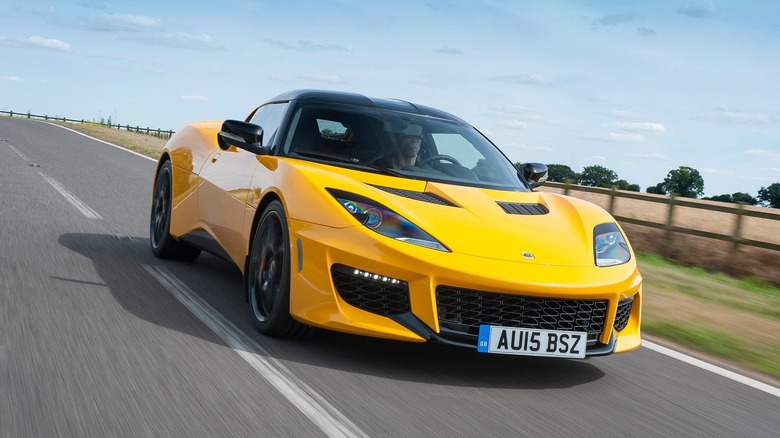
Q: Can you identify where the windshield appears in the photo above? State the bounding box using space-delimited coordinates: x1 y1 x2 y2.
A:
282 101 529 191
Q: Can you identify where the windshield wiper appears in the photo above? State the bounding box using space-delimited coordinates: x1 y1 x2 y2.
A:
292 150 412 179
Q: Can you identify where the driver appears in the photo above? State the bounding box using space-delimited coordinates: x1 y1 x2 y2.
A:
379 120 423 169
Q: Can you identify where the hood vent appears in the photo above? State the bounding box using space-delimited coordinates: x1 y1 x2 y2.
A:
497 202 549 215
371 185 456 206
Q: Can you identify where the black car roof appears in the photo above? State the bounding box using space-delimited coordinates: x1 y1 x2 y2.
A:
268 89 466 124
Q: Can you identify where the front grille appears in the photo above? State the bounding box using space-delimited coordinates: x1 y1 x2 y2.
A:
371 185 456 206
614 297 634 332
497 202 549 215
436 286 608 338
331 264 410 316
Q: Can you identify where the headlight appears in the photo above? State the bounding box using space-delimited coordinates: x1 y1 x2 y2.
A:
594 223 630 267
328 189 449 252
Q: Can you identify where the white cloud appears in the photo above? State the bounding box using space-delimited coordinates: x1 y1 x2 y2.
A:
87 13 162 32
499 119 528 129
139 32 225 51
700 168 736 176
299 73 342 84
264 39 348 52
180 95 208 101
581 132 645 143
2 76 24 82
533 146 555 152
697 108 771 124
587 155 607 161
745 149 780 160
607 121 666 134
0 36 72 52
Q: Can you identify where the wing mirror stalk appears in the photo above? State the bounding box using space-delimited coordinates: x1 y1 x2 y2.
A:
218 120 269 155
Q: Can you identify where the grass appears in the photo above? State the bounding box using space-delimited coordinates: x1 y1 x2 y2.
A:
50 121 168 159
638 251 780 299
30 119 780 382
645 321 780 378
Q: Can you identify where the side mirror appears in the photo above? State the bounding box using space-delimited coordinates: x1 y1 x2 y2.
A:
521 162 548 189
218 120 268 155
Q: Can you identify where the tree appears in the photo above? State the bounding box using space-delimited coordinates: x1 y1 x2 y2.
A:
732 192 758 205
703 192 758 205
758 183 780 208
614 179 640 192
702 192 758 205
579 165 618 188
663 166 704 198
546 164 578 182
646 182 666 195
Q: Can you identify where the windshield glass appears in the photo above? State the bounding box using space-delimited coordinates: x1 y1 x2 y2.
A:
282 101 529 191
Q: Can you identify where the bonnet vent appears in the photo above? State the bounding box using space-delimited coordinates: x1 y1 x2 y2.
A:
497 202 549 215
371 185 456 206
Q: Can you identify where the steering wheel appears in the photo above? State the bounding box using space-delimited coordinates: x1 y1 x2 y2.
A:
417 154 461 167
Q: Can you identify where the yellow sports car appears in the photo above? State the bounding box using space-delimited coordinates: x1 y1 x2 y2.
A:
150 90 642 357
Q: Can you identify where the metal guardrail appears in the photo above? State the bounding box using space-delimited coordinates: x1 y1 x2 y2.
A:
545 181 780 253
0 110 174 139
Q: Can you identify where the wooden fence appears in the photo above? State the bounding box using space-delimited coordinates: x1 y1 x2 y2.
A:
0 110 174 139
541 181 780 253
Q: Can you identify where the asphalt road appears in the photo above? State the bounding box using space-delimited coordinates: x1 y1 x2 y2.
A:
1 117 778 437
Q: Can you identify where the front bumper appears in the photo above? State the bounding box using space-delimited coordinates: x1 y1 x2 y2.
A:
288 219 642 357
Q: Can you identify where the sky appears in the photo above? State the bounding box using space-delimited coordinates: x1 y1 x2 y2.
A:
2 0 779 197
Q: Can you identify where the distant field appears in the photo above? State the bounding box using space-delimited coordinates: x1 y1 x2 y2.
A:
31 119 780 382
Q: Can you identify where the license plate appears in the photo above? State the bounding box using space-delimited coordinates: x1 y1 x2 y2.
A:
477 325 587 358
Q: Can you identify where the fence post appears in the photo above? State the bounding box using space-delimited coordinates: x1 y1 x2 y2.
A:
663 194 677 257
731 202 746 251
564 179 572 196
27 112 31 119
609 186 617 215
9 111 13 117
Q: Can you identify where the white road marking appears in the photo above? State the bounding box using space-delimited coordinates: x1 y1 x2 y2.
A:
6 143 30 161
39 172 103 220
644 340 780 398
142 265 369 438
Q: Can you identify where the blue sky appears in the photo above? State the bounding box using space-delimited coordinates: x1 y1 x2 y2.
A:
2 0 779 197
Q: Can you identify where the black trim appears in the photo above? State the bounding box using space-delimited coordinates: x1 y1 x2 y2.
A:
497 202 549 215
388 312 617 357
178 231 233 264
371 185 457 206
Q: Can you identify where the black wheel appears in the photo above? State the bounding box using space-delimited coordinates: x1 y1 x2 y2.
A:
150 161 201 260
247 200 307 336
417 154 461 167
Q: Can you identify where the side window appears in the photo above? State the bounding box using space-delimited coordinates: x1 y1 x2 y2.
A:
317 119 350 140
249 102 289 146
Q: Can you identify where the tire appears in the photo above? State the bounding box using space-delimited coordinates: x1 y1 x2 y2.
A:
150 161 201 261
247 200 307 336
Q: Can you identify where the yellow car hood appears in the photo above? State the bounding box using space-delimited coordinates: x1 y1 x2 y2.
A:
277 159 624 268
378 181 607 267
